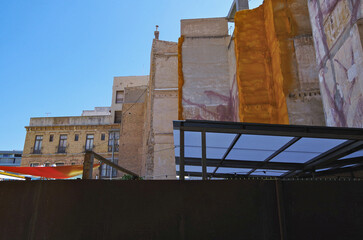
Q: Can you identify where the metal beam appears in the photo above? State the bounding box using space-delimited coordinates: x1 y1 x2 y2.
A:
176 157 303 171
304 164 363 177
283 140 363 178
180 130 185 181
173 120 363 140
212 134 241 176
318 156 363 169
86 151 139 178
201 131 207 180
247 137 301 176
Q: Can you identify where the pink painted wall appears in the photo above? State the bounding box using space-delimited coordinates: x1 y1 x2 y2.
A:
308 0 363 127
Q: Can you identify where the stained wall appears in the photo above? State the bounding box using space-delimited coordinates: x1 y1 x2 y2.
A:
179 18 234 121
308 0 363 127
143 39 178 179
233 0 325 125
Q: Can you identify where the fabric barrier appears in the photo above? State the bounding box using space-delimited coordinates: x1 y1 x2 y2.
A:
0 164 100 179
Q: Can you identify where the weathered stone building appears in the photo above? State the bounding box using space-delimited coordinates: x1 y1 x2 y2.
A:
118 38 178 179
22 116 118 168
22 76 149 178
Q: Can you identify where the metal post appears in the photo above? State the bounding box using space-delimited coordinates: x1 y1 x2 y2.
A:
110 132 115 180
275 180 287 240
180 130 185 181
201 131 207 180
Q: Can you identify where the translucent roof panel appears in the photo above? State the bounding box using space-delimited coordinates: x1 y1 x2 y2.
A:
269 138 347 163
185 131 201 147
250 169 288 177
227 149 275 161
185 146 201 158
270 151 321 163
206 133 236 148
176 165 216 173
206 147 228 159
175 146 180 157
234 134 294 151
173 130 180 146
339 149 363 160
215 167 252 174
284 138 346 153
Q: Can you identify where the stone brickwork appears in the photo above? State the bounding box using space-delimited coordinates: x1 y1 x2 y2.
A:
22 123 119 167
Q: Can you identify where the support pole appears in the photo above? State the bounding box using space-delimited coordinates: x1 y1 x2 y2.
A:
275 180 287 240
82 152 94 179
110 132 115 180
201 131 207 180
180 130 185 181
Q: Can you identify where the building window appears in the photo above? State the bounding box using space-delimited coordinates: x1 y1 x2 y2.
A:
33 135 43 154
101 133 105 141
45 162 51 167
71 162 76 165
114 111 122 123
58 135 67 153
108 131 120 152
55 162 65 166
116 91 124 103
30 162 40 167
100 159 118 178
85 134 94 151
75 134 79 141
49 135 54 142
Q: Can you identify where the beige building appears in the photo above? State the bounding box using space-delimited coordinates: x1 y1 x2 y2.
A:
22 116 118 168
22 76 149 178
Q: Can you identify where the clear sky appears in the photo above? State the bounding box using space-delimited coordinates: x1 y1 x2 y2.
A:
0 0 263 151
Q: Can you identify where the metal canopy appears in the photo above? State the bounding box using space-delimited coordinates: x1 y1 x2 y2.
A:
173 120 363 180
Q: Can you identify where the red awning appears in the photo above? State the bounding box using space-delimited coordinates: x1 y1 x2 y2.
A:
0 164 100 179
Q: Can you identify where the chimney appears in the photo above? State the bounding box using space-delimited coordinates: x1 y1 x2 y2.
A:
154 25 159 40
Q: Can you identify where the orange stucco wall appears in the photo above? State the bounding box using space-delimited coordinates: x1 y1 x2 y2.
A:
234 0 300 124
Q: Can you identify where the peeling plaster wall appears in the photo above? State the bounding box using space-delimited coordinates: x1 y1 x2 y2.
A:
143 40 178 179
180 18 234 121
308 0 363 127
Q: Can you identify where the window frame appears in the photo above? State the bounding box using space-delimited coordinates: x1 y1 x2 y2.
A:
85 134 94 151
33 135 43 154
115 90 124 103
57 135 67 153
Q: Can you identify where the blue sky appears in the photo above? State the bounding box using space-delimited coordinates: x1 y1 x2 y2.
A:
0 0 263 150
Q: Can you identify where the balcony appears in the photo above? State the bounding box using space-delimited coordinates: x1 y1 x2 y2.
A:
32 149 41 154
57 146 67 154
108 145 119 152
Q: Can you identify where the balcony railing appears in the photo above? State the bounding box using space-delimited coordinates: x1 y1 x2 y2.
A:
108 145 119 152
57 146 67 154
32 149 41 154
